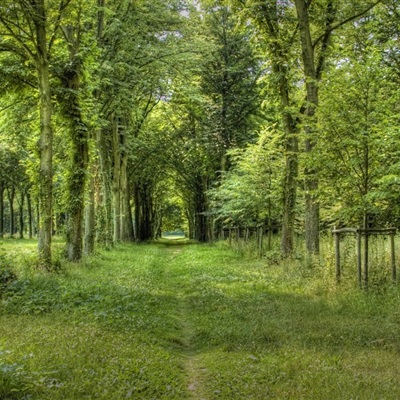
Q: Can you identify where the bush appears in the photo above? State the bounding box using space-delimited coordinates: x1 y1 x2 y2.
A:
0 256 17 295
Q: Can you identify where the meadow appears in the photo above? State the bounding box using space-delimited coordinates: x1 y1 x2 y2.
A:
1 237 400 399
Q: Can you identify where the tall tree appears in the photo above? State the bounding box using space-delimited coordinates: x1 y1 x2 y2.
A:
200 3 261 172
0 0 59 268
317 11 400 227
235 0 382 254
54 1 95 261
294 0 382 252
95 0 185 243
163 0 262 241
234 0 301 255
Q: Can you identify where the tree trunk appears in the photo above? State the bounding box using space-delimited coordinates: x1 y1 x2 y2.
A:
134 181 155 241
7 187 15 238
260 3 299 256
185 205 194 240
0 183 4 239
63 89 88 261
96 127 113 247
119 116 134 242
134 185 140 240
19 190 24 239
279 67 298 256
193 177 209 242
120 154 134 241
35 201 40 237
26 190 33 239
84 161 96 256
60 25 89 261
153 208 162 240
112 115 122 242
295 0 320 254
35 0 53 269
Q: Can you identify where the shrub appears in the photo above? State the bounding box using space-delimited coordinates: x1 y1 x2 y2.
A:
0 256 17 295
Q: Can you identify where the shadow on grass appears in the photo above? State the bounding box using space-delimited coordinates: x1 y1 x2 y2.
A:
2 248 398 358
155 237 199 247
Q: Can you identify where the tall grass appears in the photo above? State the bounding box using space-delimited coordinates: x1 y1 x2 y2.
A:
225 232 399 290
1 237 400 399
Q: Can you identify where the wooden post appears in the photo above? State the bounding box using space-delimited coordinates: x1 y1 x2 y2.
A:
267 226 272 251
334 228 340 283
391 231 396 283
364 229 369 290
357 227 362 288
258 225 263 258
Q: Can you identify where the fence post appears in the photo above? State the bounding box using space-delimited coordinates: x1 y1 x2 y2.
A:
333 227 340 283
258 225 263 258
357 227 362 288
364 228 369 290
391 230 396 283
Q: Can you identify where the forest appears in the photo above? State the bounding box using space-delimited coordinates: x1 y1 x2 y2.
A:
2 1 400 398
0 0 399 267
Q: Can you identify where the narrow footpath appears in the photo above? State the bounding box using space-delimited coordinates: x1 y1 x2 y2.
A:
163 242 208 400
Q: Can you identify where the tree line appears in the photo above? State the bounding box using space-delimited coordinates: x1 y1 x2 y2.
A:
0 0 399 269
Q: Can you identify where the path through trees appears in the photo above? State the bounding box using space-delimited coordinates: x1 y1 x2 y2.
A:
0 0 399 266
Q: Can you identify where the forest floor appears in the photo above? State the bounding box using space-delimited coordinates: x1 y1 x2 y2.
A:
1 238 400 399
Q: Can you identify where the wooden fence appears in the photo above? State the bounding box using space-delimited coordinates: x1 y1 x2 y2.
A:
332 227 396 288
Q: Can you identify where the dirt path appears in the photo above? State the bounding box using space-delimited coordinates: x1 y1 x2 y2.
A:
178 293 208 400
163 243 208 400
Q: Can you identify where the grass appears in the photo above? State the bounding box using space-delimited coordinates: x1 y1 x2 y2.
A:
1 237 400 399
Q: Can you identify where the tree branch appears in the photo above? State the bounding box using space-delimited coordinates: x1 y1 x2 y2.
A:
48 0 73 55
313 0 382 47
0 16 35 58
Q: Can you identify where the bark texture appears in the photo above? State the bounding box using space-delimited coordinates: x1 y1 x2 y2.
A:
60 25 89 261
295 0 320 253
33 0 53 269
0 183 3 238
259 2 299 255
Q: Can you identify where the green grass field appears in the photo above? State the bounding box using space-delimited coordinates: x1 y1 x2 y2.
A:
1 238 400 399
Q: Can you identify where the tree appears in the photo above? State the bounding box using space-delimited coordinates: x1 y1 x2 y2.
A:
200 2 261 172
317 12 400 228
0 0 67 268
95 0 186 244
208 127 284 232
233 0 302 255
157 1 262 242
55 3 94 260
234 0 383 255
295 0 383 252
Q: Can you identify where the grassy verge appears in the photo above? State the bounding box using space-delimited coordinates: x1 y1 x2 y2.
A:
1 238 400 399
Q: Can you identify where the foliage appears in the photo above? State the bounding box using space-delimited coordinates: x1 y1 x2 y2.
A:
0 255 17 297
208 127 284 226
0 0 399 258
161 195 187 233
199 2 262 169
317 17 400 226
